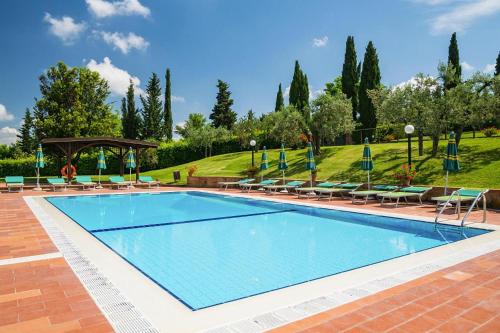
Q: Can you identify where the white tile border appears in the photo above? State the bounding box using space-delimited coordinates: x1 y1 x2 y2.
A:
0 252 62 266
23 190 500 333
24 196 159 333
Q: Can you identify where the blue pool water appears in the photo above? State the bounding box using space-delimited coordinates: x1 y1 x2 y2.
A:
46 191 488 310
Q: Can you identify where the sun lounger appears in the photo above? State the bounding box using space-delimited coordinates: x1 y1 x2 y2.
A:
5 176 24 192
315 183 363 201
218 178 255 190
264 181 306 195
295 182 341 198
109 176 130 189
47 178 68 191
74 176 97 190
240 179 279 192
431 188 489 216
349 185 399 204
139 175 160 188
377 186 432 207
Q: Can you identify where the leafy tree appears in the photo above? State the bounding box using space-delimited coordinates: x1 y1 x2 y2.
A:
175 113 207 138
289 60 310 121
141 73 163 140
445 32 461 90
496 51 500 76
33 61 120 141
164 68 173 140
262 105 306 148
17 108 35 154
325 76 344 97
358 41 381 139
233 110 261 148
310 93 355 154
210 80 236 129
122 80 142 139
186 124 230 157
342 36 359 120
275 83 285 111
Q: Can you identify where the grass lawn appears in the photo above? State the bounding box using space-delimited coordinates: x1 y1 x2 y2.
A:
142 136 500 188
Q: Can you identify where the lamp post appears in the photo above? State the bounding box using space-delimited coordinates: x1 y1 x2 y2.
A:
404 124 415 169
250 139 256 167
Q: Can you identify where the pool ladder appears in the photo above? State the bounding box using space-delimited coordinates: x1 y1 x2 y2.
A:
434 190 488 232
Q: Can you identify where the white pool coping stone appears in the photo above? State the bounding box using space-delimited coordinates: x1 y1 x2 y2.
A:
24 190 500 333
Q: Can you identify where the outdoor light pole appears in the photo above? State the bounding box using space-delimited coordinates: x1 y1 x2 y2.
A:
250 139 256 167
404 124 415 169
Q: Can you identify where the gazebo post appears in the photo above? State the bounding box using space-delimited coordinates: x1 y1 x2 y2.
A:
66 144 73 183
135 147 140 183
119 147 124 177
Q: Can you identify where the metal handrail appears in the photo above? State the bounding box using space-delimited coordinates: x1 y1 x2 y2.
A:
461 190 489 227
435 190 460 226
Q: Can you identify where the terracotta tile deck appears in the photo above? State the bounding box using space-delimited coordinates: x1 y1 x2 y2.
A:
0 186 498 332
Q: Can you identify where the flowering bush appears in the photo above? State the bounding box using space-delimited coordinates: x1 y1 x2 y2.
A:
393 164 417 185
482 126 497 138
298 133 309 144
186 165 198 177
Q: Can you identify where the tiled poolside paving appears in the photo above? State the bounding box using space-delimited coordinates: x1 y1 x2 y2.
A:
0 186 499 332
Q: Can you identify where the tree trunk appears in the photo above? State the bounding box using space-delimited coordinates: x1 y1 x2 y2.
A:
431 135 440 157
418 130 424 157
472 128 476 138
455 127 463 147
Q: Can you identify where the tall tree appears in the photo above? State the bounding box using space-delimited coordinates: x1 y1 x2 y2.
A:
209 79 237 129
289 60 310 121
358 41 381 138
164 68 173 140
275 83 284 111
121 81 142 139
342 36 359 120
495 51 500 76
445 32 462 90
17 108 35 154
141 73 163 140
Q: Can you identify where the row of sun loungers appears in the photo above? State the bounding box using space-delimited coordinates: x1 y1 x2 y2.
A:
2 175 159 192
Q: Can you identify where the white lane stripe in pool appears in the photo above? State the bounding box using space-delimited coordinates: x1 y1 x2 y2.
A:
0 252 62 266
23 196 159 333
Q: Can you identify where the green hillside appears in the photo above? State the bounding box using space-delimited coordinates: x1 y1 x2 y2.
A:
143 136 500 188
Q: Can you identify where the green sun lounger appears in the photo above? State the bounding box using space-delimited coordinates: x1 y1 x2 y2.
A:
431 188 489 217
5 176 24 192
139 176 160 188
109 176 130 189
315 183 363 201
240 179 279 192
377 186 432 207
47 178 68 191
74 176 97 190
218 178 255 190
264 180 306 195
349 185 399 204
295 182 341 198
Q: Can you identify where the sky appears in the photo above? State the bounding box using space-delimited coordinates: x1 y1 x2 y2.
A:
0 0 499 144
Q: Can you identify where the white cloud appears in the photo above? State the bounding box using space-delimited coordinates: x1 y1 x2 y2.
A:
43 13 86 44
310 88 324 99
0 104 15 121
0 127 18 145
86 0 150 18
394 76 438 91
431 0 500 34
172 96 185 103
97 31 149 54
461 61 475 71
283 85 290 98
312 36 328 48
412 0 455 5
483 63 495 73
86 57 142 96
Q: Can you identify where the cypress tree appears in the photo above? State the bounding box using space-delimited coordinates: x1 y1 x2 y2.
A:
121 97 128 137
209 79 237 129
495 51 500 76
275 83 284 111
122 80 141 139
289 60 310 121
17 108 35 153
141 73 163 140
164 68 173 140
358 41 381 138
445 32 461 89
342 36 359 120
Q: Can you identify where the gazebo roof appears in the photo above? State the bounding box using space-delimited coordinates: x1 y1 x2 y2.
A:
41 137 158 149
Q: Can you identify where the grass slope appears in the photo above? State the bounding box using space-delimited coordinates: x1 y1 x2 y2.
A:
143 136 500 188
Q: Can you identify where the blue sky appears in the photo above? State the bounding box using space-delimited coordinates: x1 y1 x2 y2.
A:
1 0 499 143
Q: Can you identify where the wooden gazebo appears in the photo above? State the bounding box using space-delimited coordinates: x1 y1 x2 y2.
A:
41 137 158 182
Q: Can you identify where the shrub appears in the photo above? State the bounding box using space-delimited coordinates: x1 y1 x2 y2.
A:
482 127 497 137
382 134 396 142
186 165 198 177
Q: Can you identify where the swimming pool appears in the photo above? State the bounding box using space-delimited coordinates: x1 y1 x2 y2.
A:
46 191 488 310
